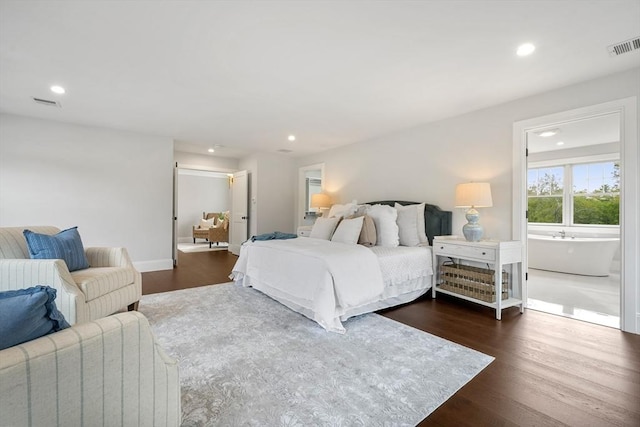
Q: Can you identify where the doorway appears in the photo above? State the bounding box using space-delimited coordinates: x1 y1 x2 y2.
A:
525 114 621 328
512 97 639 334
173 167 231 265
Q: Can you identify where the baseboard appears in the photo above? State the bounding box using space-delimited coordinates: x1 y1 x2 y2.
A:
178 236 194 244
133 259 173 272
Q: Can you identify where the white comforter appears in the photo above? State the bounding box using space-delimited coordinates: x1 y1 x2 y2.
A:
231 238 384 333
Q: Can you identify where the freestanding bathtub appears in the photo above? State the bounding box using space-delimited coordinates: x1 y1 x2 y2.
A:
528 234 619 277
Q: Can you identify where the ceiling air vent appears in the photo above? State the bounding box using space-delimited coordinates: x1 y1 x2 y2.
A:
607 37 640 56
32 97 61 107
277 149 293 153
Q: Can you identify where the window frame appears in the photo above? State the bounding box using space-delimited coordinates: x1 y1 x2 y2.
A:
527 165 565 225
528 154 620 228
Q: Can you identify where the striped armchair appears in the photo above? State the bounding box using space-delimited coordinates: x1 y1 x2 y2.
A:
0 226 142 325
0 311 181 426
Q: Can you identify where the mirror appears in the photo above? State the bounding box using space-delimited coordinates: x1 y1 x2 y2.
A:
298 163 325 225
305 175 322 217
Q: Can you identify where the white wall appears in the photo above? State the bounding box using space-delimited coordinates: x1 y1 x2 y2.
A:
296 67 640 241
296 67 640 333
239 153 296 237
255 153 296 234
177 170 229 242
0 114 174 271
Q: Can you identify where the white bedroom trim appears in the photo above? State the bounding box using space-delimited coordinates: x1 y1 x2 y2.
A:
513 97 639 334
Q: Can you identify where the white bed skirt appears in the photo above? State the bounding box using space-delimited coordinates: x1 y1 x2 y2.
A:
234 274 432 332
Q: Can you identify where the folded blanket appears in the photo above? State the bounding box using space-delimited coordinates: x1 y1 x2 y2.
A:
251 231 298 242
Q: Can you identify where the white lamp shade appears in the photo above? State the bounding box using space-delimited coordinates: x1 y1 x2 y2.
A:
310 193 331 209
455 182 493 208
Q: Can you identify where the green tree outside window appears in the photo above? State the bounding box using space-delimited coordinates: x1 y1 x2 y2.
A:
527 161 619 226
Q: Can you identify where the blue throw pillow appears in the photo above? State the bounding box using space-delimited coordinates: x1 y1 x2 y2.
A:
0 286 70 350
23 226 90 272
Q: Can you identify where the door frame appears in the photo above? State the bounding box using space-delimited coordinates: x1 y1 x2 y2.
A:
297 163 325 227
512 97 638 333
172 163 235 266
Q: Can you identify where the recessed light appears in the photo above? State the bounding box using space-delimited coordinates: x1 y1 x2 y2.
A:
517 43 535 57
539 130 558 137
288 135 296 142
50 85 66 94
208 148 215 153
534 128 560 137
556 141 565 146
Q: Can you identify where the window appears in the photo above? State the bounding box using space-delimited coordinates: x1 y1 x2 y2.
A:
527 166 564 224
573 162 619 225
528 161 619 226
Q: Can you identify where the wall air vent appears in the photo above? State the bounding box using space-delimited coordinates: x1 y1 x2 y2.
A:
32 97 61 107
607 37 640 56
277 149 293 153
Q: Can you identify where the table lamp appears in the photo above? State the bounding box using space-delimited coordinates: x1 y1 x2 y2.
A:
455 182 493 241
310 193 332 217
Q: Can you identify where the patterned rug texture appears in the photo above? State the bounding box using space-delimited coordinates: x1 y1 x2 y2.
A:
139 283 493 426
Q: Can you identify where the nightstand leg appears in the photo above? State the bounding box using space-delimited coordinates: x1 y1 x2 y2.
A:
496 269 502 320
432 253 438 298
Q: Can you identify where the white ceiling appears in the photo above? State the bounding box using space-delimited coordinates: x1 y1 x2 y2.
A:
1 0 639 159
528 113 620 154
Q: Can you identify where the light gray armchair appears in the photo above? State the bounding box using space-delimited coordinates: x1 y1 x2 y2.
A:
0 311 181 426
0 226 142 325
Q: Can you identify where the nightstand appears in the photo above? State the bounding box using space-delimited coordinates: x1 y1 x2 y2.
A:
431 235 524 320
297 225 313 237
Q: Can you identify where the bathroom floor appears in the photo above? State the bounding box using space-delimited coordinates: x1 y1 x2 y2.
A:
527 268 620 328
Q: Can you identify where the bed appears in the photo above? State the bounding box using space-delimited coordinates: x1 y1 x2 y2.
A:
231 201 452 333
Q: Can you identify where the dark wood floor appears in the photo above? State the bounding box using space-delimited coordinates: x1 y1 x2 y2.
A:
142 250 640 427
142 249 237 295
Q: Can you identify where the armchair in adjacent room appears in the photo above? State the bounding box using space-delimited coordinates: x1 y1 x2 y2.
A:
192 212 217 243
192 211 229 247
207 215 229 248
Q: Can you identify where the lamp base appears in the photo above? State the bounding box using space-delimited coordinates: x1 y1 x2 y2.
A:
462 207 484 242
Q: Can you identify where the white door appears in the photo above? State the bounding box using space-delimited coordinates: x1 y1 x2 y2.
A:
172 162 179 266
229 170 249 255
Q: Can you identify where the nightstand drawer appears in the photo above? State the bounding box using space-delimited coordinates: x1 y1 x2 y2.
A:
435 243 496 261
297 226 312 237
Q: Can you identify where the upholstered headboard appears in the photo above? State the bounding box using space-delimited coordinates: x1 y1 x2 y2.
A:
365 201 452 246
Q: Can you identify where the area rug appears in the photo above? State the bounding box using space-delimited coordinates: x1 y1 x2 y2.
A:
139 283 493 426
177 242 229 253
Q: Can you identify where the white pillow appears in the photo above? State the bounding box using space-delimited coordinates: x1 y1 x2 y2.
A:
395 203 428 246
366 204 399 247
353 204 369 217
331 216 364 245
200 218 214 229
328 203 358 219
309 217 341 240
416 203 428 244
395 205 420 247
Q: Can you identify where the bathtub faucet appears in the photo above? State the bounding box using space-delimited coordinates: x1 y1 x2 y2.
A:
559 230 566 239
